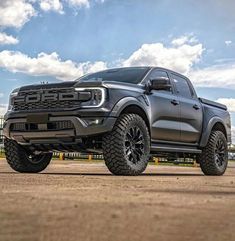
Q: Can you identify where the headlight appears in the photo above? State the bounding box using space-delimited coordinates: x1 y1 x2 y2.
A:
8 89 19 111
75 87 106 108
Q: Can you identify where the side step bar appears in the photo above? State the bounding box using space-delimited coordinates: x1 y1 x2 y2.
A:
151 144 202 154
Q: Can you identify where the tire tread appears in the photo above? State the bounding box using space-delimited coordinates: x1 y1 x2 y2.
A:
199 131 228 176
103 114 150 176
4 138 52 173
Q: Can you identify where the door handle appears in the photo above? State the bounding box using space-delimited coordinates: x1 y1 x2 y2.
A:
193 104 200 110
171 99 179 106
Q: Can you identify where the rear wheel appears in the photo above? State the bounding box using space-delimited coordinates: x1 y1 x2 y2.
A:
198 131 228 176
103 114 150 175
4 138 52 173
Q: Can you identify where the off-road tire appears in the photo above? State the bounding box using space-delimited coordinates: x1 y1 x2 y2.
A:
103 114 150 175
198 131 228 176
4 138 52 173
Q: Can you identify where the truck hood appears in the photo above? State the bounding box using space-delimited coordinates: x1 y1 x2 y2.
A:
19 80 144 93
76 80 143 90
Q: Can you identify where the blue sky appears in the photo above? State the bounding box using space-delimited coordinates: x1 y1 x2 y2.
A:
0 0 235 139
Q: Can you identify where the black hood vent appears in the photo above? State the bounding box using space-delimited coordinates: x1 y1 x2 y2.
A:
19 81 77 91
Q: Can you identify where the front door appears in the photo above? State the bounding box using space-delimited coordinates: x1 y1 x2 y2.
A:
147 69 181 142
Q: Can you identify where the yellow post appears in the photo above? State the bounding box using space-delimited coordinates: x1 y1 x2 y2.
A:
155 157 159 165
59 153 64 160
88 154 92 161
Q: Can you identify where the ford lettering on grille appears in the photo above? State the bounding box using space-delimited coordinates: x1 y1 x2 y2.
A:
14 92 79 104
12 89 82 111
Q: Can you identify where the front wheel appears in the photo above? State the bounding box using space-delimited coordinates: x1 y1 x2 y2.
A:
103 114 150 176
4 138 52 173
198 131 228 176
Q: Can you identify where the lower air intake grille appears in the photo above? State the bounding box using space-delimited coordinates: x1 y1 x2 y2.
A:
11 120 74 132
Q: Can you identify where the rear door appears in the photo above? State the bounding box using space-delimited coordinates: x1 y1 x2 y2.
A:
170 73 203 144
146 69 181 142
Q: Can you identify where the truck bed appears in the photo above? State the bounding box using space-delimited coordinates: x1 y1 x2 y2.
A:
199 98 227 111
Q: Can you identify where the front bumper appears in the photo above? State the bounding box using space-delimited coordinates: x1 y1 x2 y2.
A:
3 115 116 144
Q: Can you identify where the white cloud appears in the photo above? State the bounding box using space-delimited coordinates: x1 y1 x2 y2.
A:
66 0 90 8
225 40 232 46
0 32 19 45
0 93 4 98
40 0 64 14
232 126 235 144
0 0 36 29
189 63 235 88
0 0 106 25
39 0 91 13
171 36 189 46
217 98 235 112
171 35 197 47
0 104 7 116
214 98 235 143
123 38 203 74
0 50 107 81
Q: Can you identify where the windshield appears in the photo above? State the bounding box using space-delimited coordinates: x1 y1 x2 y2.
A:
78 67 150 84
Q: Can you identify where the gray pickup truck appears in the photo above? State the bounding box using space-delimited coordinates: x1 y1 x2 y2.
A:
3 67 231 175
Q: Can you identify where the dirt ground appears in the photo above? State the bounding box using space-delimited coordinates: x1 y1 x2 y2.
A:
0 160 234 241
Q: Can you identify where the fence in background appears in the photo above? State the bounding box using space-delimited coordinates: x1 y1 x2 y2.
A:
53 152 104 161
0 116 3 155
0 116 3 149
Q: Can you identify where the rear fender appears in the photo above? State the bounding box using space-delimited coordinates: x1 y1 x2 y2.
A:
199 117 227 147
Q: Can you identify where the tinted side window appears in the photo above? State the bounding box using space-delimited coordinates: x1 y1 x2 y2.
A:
148 70 172 93
171 74 193 98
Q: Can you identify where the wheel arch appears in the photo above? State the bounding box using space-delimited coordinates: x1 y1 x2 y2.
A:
120 105 150 134
110 97 151 135
211 122 227 138
200 117 227 147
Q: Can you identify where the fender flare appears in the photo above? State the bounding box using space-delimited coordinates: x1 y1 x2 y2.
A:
199 117 227 147
109 96 150 121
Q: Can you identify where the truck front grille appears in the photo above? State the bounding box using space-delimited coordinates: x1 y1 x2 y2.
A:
13 88 81 111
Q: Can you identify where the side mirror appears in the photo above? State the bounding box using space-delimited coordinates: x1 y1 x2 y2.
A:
150 77 171 91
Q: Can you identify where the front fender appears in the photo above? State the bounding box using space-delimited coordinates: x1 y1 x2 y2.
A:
109 96 150 119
